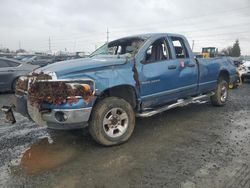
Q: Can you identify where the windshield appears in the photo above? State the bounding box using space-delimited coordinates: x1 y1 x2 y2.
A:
90 37 146 57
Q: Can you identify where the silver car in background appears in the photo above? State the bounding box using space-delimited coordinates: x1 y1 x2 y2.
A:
0 57 39 92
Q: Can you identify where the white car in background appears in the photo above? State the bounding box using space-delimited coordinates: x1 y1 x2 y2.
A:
240 61 250 82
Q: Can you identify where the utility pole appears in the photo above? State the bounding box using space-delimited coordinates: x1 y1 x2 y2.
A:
74 39 76 52
49 37 51 52
106 28 109 43
191 40 194 51
19 41 21 49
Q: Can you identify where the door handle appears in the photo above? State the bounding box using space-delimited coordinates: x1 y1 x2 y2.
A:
187 63 195 67
168 65 177 70
8 70 14 72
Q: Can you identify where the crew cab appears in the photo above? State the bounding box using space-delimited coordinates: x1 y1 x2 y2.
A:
4 33 238 146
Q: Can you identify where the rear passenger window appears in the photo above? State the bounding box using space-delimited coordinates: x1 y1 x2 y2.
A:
0 60 10 68
171 37 189 59
7 61 20 67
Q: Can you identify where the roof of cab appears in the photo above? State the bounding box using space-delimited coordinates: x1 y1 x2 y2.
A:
114 33 186 41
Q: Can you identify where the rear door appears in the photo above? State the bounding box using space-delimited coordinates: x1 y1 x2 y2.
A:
168 36 198 98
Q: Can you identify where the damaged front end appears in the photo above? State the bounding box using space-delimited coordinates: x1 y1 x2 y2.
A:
12 72 96 129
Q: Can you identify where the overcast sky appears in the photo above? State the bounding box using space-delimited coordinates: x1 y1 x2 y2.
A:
0 0 250 54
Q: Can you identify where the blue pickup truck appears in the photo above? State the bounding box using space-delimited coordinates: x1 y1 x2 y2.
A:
5 33 237 146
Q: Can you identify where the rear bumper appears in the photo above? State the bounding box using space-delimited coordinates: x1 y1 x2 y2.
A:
242 73 250 79
230 74 239 84
13 94 92 129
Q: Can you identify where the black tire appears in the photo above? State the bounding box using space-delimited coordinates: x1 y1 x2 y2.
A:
210 78 229 106
89 97 135 146
241 77 245 83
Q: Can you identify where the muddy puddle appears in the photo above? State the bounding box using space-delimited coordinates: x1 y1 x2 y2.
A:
19 137 78 174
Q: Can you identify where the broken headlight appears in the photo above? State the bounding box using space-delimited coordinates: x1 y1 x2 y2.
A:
28 79 95 107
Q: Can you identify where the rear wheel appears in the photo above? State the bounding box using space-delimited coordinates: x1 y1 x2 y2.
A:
89 97 135 146
210 78 229 106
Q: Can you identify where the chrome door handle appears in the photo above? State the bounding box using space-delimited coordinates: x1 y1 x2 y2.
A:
168 65 177 69
187 63 195 67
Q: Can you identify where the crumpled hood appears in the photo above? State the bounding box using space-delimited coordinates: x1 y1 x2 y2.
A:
37 57 127 78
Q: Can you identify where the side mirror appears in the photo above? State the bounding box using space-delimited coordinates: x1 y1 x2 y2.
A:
140 58 146 64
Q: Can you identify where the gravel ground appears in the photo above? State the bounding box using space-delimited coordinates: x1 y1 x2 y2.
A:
0 82 250 188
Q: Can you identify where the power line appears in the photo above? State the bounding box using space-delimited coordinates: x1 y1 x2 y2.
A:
7 5 250 53
11 6 250 47
34 5 250 43
110 5 250 32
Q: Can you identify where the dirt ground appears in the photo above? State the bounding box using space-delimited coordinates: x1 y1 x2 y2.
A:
0 82 250 188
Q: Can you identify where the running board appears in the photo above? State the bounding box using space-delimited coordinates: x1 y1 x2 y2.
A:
136 92 214 118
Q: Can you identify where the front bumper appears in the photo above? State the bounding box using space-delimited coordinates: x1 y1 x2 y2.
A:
13 94 92 130
42 107 92 129
13 94 30 119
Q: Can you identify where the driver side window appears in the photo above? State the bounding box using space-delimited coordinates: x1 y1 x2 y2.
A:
145 38 171 63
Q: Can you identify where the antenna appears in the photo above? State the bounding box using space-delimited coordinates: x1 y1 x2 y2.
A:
49 37 51 52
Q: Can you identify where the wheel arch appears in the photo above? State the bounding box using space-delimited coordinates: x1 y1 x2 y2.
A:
94 85 138 109
11 76 20 92
218 70 230 84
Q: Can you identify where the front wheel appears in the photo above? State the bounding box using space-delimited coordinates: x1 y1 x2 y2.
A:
12 78 18 92
89 97 135 146
210 78 229 106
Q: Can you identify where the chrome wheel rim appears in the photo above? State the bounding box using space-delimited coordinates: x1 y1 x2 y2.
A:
103 108 129 138
221 84 228 102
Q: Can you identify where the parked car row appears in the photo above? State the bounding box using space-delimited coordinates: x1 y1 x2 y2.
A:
0 52 88 92
0 57 39 92
15 54 85 67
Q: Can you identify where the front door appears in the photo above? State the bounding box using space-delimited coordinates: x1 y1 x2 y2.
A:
139 38 180 109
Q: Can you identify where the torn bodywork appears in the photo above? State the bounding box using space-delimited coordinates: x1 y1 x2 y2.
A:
132 58 141 91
